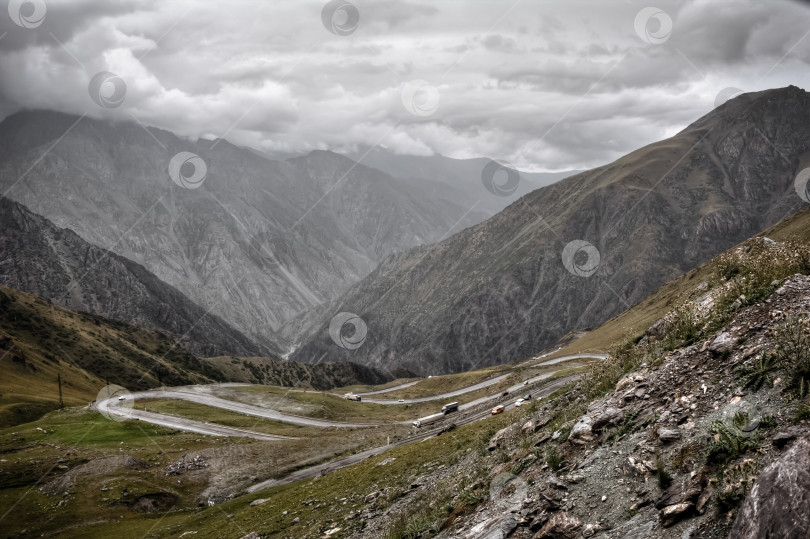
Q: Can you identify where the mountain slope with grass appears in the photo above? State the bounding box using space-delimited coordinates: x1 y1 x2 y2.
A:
288 86 810 375
0 284 394 428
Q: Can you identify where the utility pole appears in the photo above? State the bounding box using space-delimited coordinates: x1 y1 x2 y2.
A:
57 373 64 408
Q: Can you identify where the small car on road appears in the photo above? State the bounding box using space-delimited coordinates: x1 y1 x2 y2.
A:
515 398 525 407
491 405 505 415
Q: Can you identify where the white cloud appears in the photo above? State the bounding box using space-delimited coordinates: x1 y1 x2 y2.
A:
0 0 809 171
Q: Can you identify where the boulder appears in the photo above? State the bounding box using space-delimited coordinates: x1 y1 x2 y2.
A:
464 512 518 539
656 428 681 443
660 502 694 527
488 427 509 451
364 491 381 504
654 469 708 509
592 407 624 431
772 427 804 448
729 435 810 538
708 332 734 354
568 416 594 445
534 512 581 539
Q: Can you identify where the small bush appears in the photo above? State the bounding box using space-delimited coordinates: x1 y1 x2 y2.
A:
655 452 672 490
545 447 564 471
706 419 759 465
714 459 758 512
736 353 778 391
773 315 810 394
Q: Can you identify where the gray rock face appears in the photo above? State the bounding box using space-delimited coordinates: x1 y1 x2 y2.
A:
708 331 735 354
0 196 266 358
568 415 594 445
592 407 623 431
534 512 581 539
656 427 682 443
730 435 810 538
290 86 810 375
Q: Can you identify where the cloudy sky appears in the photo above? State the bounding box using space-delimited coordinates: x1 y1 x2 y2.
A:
1 0 809 171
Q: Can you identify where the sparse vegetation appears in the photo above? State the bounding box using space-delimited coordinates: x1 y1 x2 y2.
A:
736 353 778 391
655 452 673 490
706 417 759 465
713 459 759 513
773 314 810 396
545 447 564 472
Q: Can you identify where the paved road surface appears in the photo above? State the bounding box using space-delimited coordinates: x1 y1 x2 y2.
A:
365 354 601 405
357 380 420 396
363 374 511 404
127 388 380 428
95 398 291 441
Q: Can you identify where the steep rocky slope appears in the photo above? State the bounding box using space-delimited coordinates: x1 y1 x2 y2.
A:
288 86 810 375
0 196 266 358
353 235 810 539
0 111 488 347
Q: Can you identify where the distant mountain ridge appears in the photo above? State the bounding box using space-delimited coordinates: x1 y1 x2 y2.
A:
0 196 268 358
344 145 580 216
287 86 810 375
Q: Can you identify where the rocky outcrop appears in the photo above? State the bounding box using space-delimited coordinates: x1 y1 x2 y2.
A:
730 435 810 538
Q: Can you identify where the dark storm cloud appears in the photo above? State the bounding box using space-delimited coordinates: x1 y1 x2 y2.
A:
0 0 809 171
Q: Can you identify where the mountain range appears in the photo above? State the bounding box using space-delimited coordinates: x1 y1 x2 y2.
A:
286 86 810 375
0 111 547 352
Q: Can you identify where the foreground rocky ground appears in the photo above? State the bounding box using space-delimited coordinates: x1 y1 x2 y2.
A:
351 265 810 538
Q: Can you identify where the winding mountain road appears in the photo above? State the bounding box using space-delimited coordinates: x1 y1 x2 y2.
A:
94 398 292 441
93 353 605 442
